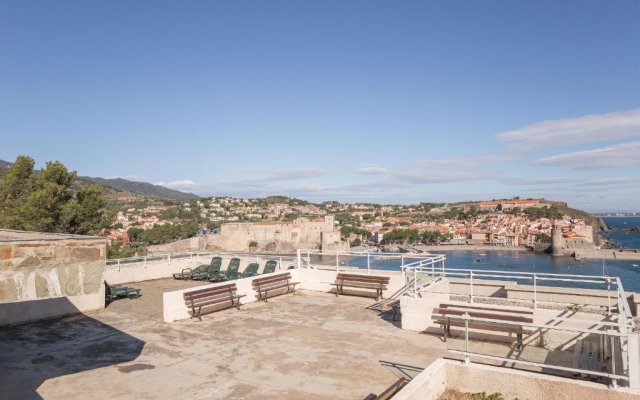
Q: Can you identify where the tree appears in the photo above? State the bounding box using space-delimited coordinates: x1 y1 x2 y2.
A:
0 155 112 234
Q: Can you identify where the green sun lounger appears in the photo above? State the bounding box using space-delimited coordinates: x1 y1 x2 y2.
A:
262 260 278 274
218 257 241 281
206 257 225 281
105 281 141 304
240 262 259 278
189 264 211 281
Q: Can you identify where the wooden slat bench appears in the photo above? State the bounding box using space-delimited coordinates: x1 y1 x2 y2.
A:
332 273 390 301
252 272 299 302
434 303 534 351
183 283 245 321
362 377 408 400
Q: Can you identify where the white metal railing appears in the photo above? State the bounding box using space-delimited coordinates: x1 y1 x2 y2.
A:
296 249 444 275
400 264 637 388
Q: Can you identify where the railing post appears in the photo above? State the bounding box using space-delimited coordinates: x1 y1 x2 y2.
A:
413 269 417 298
609 329 617 388
367 253 370 274
117 259 121 272
607 278 611 315
168 253 171 264
196 252 199 262
533 274 537 309
336 251 339 271
464 312 470 365
297 249 301 269
144 255 147 267
469 271 474 303
401 255 404 267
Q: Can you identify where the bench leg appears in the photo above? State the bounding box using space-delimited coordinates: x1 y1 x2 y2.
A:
443 324 448 342
335 285 340 297
517 333 523 351
197 306 202 321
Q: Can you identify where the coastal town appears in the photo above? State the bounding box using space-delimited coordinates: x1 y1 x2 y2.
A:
105 196 599 256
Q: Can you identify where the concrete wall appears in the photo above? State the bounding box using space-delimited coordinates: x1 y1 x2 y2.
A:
395 359 640 400
105 254 295 285
0 230 107 326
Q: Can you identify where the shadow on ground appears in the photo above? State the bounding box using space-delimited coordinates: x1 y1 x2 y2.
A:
0 298 144 400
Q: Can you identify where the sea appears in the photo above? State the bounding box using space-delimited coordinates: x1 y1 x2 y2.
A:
344 217 640 293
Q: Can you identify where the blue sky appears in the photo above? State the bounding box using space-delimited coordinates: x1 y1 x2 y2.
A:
1 1 639 211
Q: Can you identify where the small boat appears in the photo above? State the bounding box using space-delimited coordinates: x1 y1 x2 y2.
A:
475 258 485 263
633 264 639 267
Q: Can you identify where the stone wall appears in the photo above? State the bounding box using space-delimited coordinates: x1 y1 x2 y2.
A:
0 230 107 326
148 215 349 254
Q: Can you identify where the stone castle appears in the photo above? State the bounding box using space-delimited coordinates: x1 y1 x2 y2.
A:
150 215 348 253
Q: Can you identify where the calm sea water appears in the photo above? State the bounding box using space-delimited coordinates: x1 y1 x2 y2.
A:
601 216 640 249
339 217 640 293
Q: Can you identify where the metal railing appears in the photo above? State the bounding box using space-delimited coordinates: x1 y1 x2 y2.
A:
401 262 636 388
296 249 445 274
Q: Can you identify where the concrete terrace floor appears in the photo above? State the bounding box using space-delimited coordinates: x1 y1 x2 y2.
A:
0 279 449 400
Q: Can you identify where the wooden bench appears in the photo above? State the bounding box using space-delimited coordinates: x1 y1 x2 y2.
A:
183 283 245 321
252 272 299 302
362 377 408 400
332 273 390 301
434 303 533 350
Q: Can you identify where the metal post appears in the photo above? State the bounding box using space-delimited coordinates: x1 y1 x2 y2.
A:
279 256 283 269
306 250 310 269
607 278 611 315
297 249 301 269
469 271 474 303
196 252 199 262
144 255 147 267
413 269 417 298
401 255 404 267
168 253 171 264
367 253 370 274
464 312 470 364
609 330 617 388
533 274 537 309
336 251 339 271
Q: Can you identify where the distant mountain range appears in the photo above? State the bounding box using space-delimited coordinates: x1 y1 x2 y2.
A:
0 159 200 202
80 176 200 202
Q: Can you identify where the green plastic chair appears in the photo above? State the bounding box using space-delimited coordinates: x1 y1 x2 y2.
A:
262 260 278 274
241 262 259 278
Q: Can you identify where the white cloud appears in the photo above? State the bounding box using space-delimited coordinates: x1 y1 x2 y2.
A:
154 179 196 188
499 177 583 186
495 109 640 150
356 165 388 175
535 141 640 170
235 168 333 181
394 155 512 183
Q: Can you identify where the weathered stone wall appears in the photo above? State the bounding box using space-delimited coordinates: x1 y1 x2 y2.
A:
0 230 107 325
148 215 348 254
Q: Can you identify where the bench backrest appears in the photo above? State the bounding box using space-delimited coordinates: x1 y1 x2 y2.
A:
252 272 292 288
183 283 238 303
336 273 390 285
439 303 534 315
437 306 533 324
